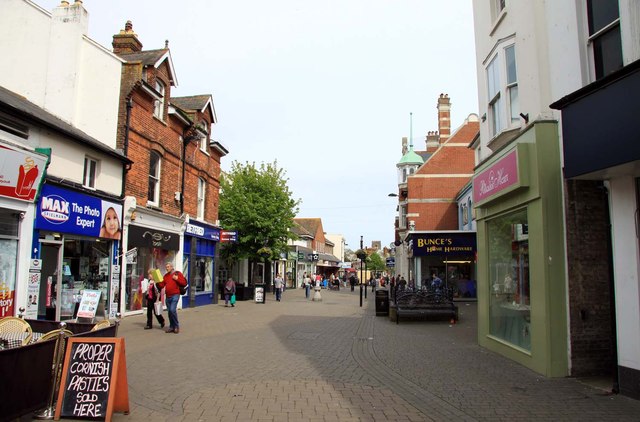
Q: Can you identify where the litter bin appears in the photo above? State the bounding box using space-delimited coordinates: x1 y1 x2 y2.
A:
375 288 389 316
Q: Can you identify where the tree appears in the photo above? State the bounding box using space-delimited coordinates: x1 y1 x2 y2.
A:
219 161 300 282
367 251 386 273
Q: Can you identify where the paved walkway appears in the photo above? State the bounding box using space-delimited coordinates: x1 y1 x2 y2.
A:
98 287 640 421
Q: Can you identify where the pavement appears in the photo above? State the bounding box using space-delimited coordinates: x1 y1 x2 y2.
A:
69 287 640 421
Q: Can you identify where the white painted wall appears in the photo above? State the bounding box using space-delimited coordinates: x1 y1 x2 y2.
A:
0 0 122 149
608 177 640 371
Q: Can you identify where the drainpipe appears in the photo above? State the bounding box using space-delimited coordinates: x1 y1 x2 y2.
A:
121 97 133 196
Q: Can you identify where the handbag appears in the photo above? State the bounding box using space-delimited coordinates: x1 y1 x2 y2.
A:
154 301 163 316
230 294 236 305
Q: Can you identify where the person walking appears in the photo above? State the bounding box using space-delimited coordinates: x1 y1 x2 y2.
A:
156 263 187 334
144 269 165 330
304 273 312 298
274 274 284 301
223 278 236 307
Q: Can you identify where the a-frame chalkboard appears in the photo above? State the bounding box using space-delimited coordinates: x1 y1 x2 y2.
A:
54 337 129 421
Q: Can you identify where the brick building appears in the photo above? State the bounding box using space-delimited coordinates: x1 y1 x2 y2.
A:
393 95 479 298
112 21 228 313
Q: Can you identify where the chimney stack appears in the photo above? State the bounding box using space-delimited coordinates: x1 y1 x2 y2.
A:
437 93 451 142
425 131 440 152
112 20 143 54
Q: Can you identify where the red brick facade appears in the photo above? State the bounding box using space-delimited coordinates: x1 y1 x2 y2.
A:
113 23 223 223
407 116 478 231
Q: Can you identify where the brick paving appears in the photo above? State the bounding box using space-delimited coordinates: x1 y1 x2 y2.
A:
91 287 640 421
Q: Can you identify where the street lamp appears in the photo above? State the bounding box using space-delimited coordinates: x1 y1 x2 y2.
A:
356 236 367 307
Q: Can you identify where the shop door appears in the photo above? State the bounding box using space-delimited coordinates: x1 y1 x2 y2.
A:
40 242 62 320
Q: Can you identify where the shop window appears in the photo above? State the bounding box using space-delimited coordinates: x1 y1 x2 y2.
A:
125 247 176 312
190 256 213 293
487 209 530 350
59 238 110 320
586 0 622 80
0 209 19 317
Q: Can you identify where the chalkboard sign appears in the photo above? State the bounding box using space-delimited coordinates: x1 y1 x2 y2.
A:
55 338 129 421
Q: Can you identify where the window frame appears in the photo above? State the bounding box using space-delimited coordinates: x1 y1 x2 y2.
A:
197 177 206 219
148 151 161 206
485 41 519 139
199 122 209 153
585 0 622 80
83 156 98 189
154 80 165 120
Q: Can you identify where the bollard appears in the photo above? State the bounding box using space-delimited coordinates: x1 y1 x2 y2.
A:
312 285 322 302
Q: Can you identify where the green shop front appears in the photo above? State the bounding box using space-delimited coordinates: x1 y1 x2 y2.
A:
473 122 568 377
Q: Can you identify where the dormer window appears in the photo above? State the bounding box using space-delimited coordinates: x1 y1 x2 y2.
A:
154 80 165 119
200 121 209 152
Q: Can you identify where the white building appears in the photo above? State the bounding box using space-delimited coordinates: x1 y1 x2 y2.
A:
472 0 640 399
0 0 127 320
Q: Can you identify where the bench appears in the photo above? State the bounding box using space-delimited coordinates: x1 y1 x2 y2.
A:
394 288 458 324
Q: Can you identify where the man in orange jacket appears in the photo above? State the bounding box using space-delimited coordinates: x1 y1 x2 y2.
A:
156 263 187 334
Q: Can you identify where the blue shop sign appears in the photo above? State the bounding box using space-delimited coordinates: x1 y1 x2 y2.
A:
185 221 220 241
35 184 123 240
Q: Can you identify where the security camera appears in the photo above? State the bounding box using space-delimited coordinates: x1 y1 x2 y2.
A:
18 212 25 220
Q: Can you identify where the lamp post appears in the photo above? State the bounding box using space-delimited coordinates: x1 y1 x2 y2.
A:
359 236 364 307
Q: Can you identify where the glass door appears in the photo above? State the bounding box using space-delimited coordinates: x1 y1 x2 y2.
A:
40 242 62 320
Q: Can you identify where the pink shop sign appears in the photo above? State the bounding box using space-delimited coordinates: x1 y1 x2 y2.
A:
473 149 519 203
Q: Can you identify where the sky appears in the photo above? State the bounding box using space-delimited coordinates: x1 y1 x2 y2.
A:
38 0 479 251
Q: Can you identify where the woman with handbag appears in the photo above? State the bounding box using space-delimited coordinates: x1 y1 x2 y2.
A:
144 269 165 330
224 278 236 307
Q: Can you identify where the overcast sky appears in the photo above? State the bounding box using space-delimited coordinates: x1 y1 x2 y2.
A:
38 0 478 251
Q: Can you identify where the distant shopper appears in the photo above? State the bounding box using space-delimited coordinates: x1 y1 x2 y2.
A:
143 269 165 330
274 274 284 301
224 278 236 307
156 263 187 334
304 273 312 298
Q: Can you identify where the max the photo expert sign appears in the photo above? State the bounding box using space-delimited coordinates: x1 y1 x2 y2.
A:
55 338 129 421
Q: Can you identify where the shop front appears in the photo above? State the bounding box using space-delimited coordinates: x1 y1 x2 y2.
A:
182 219 219 307
407 231 477 300
125 222 181 314
473 122 568 377
34 183 122 321
0 141 48 318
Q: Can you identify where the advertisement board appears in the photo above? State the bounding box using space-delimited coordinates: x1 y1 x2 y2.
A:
35 184 122 239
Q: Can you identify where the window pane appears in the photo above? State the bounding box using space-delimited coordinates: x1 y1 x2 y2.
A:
587 0 619 35
505 45 517 84
509 85 519 122
488 209 530 350
490 96 503 135
487 56 500 98
148 154 160 203
0 209 19 237
593 26 623 79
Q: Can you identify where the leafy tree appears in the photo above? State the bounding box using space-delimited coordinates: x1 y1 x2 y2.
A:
366 251 386 272
219 161 300 281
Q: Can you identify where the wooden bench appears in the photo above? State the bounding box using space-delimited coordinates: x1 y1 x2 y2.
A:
394 288 458 324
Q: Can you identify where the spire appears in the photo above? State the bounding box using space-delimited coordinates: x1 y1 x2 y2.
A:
397 112 424 166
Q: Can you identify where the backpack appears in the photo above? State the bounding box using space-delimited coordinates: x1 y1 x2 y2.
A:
179 283 188 295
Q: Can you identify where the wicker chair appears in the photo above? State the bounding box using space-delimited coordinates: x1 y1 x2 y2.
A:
0 317 33 346
38 328 73 342
91 320 111 331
